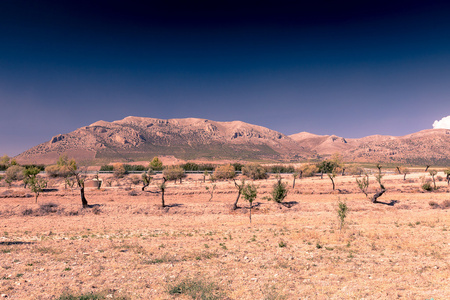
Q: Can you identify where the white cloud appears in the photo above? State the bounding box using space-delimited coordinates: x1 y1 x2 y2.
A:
433 115 450 129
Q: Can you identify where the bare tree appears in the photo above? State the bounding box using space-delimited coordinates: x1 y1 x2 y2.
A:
429 170 438 190
159 177 167 207
232 179 245 210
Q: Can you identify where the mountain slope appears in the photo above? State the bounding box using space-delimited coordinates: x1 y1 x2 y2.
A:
16 116 310 164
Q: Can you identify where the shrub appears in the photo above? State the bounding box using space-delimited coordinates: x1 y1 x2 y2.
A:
163 165 186 182
113 163 127 178
442 200 450 209
269 178 288 203
429 201 440 209
149 157 163 171
6 165 25 182
213 164 235 180
39 203 58 215
242 163 268 180
337 198 348 231
422 181 433 191
298 163 319 177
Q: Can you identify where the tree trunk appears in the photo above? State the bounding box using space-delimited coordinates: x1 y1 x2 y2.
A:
249 205 252 224
371 189 386 203
403 174 407 180
233 193 241 210
425 165 430 172
320 172 323 179
161 189 165 207
80 187 88 208
292 177 296 189
396 166 401 174
142 183 148 191
341 168 345 176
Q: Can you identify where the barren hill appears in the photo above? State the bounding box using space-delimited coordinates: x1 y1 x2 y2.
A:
15 117 450 165
16 116 310 164
289 129 450 165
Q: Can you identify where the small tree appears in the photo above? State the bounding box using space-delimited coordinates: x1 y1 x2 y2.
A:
372 166 386 203
355 173 370 198
232 179 245 209
113 163 127 178
149 157 163 172
65 158 89 208
299 163 319 177
318 154 343 190
23 167 41 189
163 165 185 183
292 172 298 188
28 175 47 203
213 164 235 180
241 163 268 180
269 177 288 203
429 170 438 190
336 198 348 231
203 170 209 183
141 170 153 191
159 177 167 207
401 167 410 181
205 183 216 202
242 183 257 223
445 169 450 186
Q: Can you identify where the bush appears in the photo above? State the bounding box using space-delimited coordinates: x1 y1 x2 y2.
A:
267 165 295 173
213 164 235 180
100 165 114 172
113 163 127 178
429 201 440 209
422 181 433 191
242 163 268 180
6 165 25 182
442 200 450 208
163 165 186 182
269 178 288 203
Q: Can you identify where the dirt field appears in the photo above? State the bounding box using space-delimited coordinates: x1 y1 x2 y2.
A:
1 173 449 299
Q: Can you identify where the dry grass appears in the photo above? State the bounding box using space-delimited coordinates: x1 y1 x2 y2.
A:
0 173 449 299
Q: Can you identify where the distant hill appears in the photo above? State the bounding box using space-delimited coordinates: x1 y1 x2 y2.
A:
289 129 450 165
15 116 450 165
15 116 310 164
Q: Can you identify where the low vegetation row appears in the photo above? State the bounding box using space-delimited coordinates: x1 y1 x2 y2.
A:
2 154 450 222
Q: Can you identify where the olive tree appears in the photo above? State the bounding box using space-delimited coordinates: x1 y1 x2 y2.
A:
213 164 235 180
163 165 185 183
318 153 343 190
242 183 257 223
28 175 47 203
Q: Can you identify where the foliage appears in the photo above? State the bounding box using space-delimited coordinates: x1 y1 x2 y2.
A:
336 198 348 231
242 163 268 180
318 153 343 190
163 165 186 182
23 166 41 187
422 181 433 191
181 162 215 171
242 183 257 223
213 164 235 180
267 165 295 174
113 163 127 178
28 176 48 203
346 164 364 176
298 163 319 177
269 177 288 203
6 165 25 182
149 157 163 171
45 154 76 177
355 173 369 198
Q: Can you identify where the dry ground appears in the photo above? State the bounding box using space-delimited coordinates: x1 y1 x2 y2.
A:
0 173 449 299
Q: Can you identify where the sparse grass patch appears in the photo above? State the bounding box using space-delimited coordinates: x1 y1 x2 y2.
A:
167 276 225 299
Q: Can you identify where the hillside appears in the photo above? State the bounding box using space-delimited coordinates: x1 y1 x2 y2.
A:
15 117 450 165
289 129 450 165
15 116 310 164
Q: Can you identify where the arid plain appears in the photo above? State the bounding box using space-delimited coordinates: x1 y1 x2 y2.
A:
1 171 449 299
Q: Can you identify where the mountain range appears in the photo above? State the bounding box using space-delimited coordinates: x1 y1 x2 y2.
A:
15 116 450 165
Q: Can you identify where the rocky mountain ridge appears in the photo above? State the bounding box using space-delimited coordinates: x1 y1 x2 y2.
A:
15 116 450 165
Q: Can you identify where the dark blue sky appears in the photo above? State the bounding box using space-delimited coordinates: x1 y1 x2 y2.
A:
1 1 450 156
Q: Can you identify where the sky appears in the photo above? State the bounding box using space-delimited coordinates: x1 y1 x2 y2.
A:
1 0 450 156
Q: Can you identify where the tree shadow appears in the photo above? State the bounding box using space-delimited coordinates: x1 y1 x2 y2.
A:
374 200 398 206
43 188 58 192
0 241 35 245
165 203 183 208
280 201 299 208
